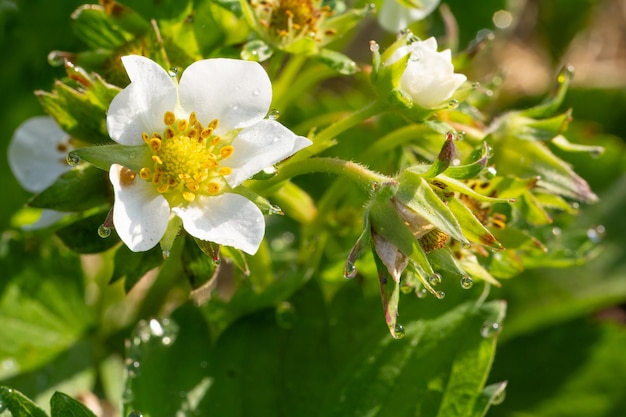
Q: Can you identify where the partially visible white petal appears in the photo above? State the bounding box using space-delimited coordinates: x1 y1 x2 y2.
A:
177 59 272 134
422 36 439 51
8 116 73 193
379 0 440 32
109 163 170 251
373 233 409 282
173 193 265 255
107 55 177 146
222 119 312 188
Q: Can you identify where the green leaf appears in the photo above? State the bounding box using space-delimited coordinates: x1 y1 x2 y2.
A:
55 212 120 254
50 392 96 417
28 166 110 212
71 4 140 50
182 237 220 291
111 245 163 292
0 386 47 417
70 144 149 173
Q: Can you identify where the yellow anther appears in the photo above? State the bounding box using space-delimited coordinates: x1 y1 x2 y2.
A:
207 182 220 195
177 119 188 132
189 129 199 140
157 183 169 193
165 127 175 139
200 128 213 139
211 136 221 145
119 167 137 187
152 171 163 184
150 138 162 151
164 111 176 126
220 146 234 159
168 178 178 187
205 159 218 170
193 173 207 183
152 132 162 139
208 119 219 130
189 112 198 126
142 132 150 143
185 180 200 192
139 167 152 180
183 191 196 202
152 155 163 165
218 167 232 176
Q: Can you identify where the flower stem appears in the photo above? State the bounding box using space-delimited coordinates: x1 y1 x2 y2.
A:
252 157 394 194
272 54 307 107
290 99 388 161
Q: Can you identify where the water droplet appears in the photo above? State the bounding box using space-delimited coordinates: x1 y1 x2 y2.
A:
47 50 71 66
392 323 405 339
400 284 413 294
269 204 283 215
486 166 497 177
551 227 562 236
66 152 80 166
369 40 380 52
448 99 459 109
230 104 239 111
252 88 261 96
571 202 580 209
162 250 170 259
456 131 466 141
481 321 502 338
462 241 472 249
98 224 111 238
129 151 137 159
587 225 605 243
344 261 357 279
168 67 179 77
416 288 428 298
460 276 473 289
365 3 376 13
508 198 517 204
128 411 143 417
557 65 575 84
471 81 480 90
491 388 506 405
275 301 297 329
428 273 442 286
267 109 280 120
435 290 446 299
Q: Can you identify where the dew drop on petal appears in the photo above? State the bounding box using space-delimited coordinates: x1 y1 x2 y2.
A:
481 321 502 338
392 323 405 339
66 152 81 166
410 51 422 62
428 273 442 286
344 261 357 279
168 67 179 77
252 88 261 96
98 224 111 238
460 276 474 289
267 109 280 120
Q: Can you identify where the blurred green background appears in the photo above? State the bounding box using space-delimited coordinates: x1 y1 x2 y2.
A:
1 0 626 416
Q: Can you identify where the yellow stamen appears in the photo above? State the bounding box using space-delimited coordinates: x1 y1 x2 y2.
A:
119 167 137 187
139 167 152 180
150 138 162 151
164 111 176 126
220 146 234 159
183 191 196 202
218 167 232 176
142 132 150 143
207 182 220 195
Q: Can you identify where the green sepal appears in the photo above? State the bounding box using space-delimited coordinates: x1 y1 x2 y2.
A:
517 191 553 225
111 244 164 292
371 238 402 338
241 39 274 62
534 192 579 214
28 165 110 212
345 213 371 278
0 386 47 417
472 381 508 417
495 110 571 142
431 175 514 204
71 144 149 173
425 246 468 281
183 236 220 291
315 49 358 75
71 4 146 50
221 245 250 276
50 391 97 417
421 133 456 178
36 70 120 145
444 142 490 179
485 249 525 279
490 226 547 253
519 66 573 118
55 211 120 254
395 171 470 245
551 134 604 156
321 3 373 43
233 185 283 216
446 197 502 250
459 255 501 287
369 199 434 277
269 181 317 224
212 0 243 16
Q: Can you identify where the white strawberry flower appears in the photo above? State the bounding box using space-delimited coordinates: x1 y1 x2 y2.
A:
107 55 311 255
379 0 441 33
385 37 467 109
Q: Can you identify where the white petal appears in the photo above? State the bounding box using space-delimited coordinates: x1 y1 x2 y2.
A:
422 36 439 51
8 116 73 193
109 163 170 251
173 193 265 255
379 0 440 32
107 55 177 146
177 59 272 134
222 119 312 188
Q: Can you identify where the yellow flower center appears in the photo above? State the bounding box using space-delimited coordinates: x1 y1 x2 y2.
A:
252 0 333 42
139 111 234 204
